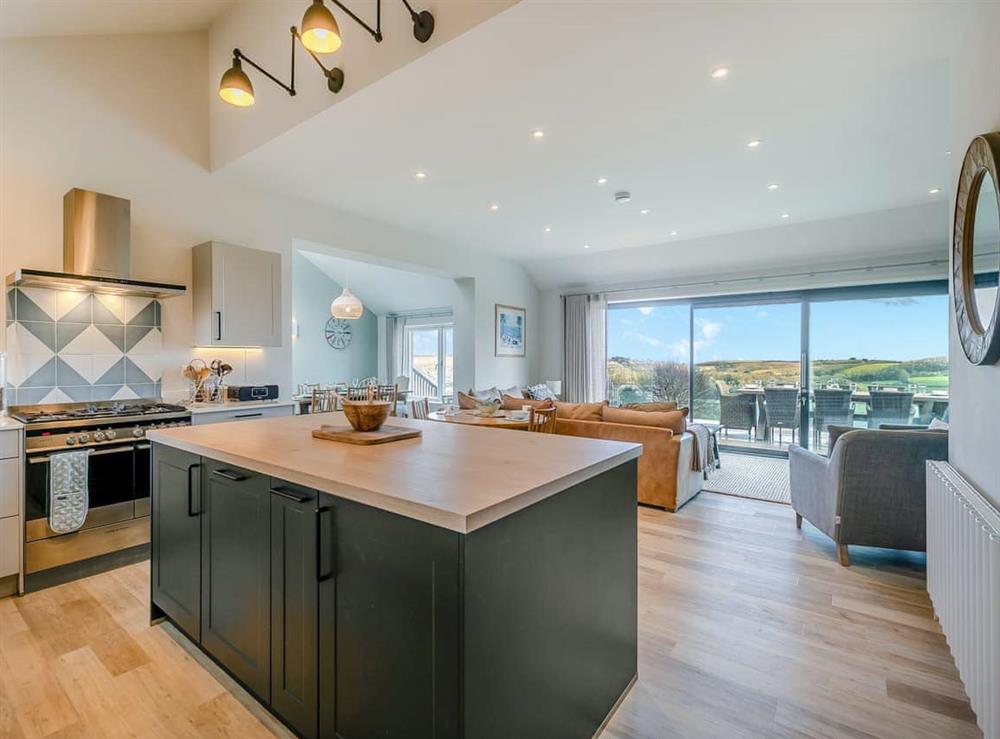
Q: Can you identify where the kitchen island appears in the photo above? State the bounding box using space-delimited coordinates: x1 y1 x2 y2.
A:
148 413 641 739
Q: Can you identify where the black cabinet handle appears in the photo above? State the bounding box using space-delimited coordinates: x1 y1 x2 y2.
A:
270 486 310 503
317 505 334 581
211 468 247 482
187 463 201 516
214 311 222 341
234 412 264 420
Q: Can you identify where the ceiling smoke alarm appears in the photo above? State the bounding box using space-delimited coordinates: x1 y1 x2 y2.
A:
614 191 632 204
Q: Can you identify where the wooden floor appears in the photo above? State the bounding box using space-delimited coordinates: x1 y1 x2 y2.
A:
0 493 979 739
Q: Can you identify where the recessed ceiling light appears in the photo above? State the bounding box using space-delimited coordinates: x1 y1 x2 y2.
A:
640 209 650 215
489 203 499 212
414 171 426 180
746 139 762 149
780 213 791 219
929 187 942 194
597 177 608 185
711 66 730 80
583 244 590 249
670 230 678 237
544 226 551 233
945 150 952 156
767 183 780 191
530 128 545 139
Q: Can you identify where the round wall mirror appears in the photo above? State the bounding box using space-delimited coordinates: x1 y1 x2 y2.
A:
953 133 1000 364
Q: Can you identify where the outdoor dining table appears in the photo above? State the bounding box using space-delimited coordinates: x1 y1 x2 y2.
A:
735 386 949 433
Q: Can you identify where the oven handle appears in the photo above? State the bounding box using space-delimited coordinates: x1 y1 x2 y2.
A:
136 444 151 450
27 445 136 463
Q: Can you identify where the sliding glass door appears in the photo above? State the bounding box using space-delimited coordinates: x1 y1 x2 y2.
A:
807 293 949 453
606 303 691 407
692 301 802 450
604 280 950 457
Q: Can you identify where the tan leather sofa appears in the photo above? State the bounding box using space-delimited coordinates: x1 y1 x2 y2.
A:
553 402 703 511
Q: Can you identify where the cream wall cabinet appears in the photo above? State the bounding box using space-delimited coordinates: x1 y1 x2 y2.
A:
193 242 282 347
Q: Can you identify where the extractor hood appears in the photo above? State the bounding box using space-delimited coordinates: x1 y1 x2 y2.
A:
5 188 185 299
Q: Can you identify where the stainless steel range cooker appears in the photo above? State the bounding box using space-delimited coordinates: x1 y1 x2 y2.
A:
10 400 191 590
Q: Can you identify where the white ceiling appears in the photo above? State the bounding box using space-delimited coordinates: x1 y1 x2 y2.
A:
298 249 457 316
227 0 959 270
0 0 232 38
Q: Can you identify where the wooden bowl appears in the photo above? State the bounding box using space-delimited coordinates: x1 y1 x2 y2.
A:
342 400 392 432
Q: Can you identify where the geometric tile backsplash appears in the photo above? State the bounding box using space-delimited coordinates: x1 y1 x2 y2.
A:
5 286 162 405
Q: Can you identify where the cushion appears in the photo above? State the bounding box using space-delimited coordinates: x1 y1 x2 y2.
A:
928 417 949 431
528 383 557 400
502 395 554 411
469 387 501 402
555 401 607 421
621 401 678 413
602 406 686 434
499 385 525 399
457 391 478 410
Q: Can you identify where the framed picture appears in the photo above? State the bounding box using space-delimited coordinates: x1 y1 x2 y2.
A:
495 304 526 357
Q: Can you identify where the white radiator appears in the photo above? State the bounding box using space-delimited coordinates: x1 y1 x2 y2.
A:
927 461 1000 739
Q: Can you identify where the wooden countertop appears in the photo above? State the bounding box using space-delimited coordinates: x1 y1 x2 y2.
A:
148 413 641 533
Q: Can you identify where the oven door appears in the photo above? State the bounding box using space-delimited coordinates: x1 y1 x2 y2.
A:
25 443 138 541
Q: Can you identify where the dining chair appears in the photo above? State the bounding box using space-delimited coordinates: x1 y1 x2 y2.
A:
716 380 756 440
376 384 399 415
344 385 372 401
868 390 914 428
812 388 854 448
527 406 558 434
410 397 431 420
310 387 338 413
763 386 800 445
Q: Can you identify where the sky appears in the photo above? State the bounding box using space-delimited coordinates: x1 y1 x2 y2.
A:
607 294 949 363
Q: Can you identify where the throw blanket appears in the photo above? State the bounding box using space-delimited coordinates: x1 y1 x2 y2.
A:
49 449 91 534
686 423 715 473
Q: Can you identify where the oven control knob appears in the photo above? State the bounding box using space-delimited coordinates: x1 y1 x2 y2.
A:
66 436 77 445
133 427 144 437
105 429 117 440
77 433 90 443
94 432 106 442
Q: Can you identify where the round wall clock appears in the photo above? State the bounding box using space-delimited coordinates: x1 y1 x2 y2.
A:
325 317 352 350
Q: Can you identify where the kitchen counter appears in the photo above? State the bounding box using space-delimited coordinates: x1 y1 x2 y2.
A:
149 412 640 533
187 400 295 415
0 415 24 430
149 412 639 738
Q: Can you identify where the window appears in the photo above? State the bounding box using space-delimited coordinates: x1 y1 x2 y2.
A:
405 324 453 401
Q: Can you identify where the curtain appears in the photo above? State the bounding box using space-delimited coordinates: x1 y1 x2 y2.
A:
384 315 407 382
563 293 607 402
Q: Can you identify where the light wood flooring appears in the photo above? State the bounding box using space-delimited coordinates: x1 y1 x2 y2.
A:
0 493 979 739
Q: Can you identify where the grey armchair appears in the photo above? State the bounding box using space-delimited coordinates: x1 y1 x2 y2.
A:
788 427 947 565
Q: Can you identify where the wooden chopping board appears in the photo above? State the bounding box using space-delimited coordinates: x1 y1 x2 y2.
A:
312 424 422 445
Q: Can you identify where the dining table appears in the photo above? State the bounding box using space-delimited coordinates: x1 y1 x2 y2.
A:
427 409 530 430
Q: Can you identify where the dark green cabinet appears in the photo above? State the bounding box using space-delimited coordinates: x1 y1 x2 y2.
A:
150 445 202 640
200 460 271 700
269 482 320 739
319 496 461 739
151 441 638 739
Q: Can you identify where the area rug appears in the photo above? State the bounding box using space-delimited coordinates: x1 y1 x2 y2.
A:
703 451 791 504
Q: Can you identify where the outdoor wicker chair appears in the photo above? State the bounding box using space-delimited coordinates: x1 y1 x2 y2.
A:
716 380 756 440
867 390 914 428
812 388 854 447
763 386 801 445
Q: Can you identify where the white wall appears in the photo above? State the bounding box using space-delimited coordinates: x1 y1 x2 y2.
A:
0 32 539 401
292 251 378 387
209 0 517 169
947 3 1000 509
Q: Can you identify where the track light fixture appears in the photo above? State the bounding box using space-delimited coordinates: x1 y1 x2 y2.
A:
218 0 435 107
